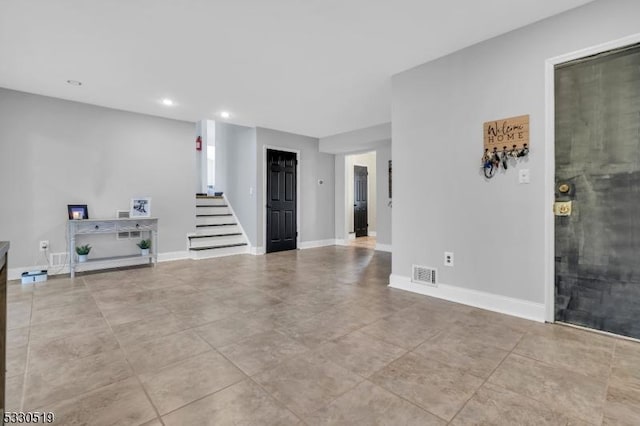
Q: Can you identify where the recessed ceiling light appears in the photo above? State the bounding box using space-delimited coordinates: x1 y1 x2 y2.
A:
162 98 174 106
220 111 230 119
66 80 82 86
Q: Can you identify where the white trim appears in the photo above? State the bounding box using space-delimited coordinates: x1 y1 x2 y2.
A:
369 231 377 237
544 32 640 323
221 193 251 248
250 246 265 255
389 274 545 323
298 239 337 249
9 265 49 281
557 321 640 344
347 233 356 240
335 239 349 246
158 251 190 262
375 243 392 253
8 250 191 280
262 145 301 252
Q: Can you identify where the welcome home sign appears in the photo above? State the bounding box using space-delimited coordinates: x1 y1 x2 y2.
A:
483 115 529 152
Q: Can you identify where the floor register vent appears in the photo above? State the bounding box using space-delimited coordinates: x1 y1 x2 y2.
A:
412 265 438 286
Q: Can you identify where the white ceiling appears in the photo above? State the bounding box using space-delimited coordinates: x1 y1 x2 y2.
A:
0 0 593 137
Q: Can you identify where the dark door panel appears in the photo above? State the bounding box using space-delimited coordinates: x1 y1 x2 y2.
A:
354 165 368 237
267 149 297 253
554 44 640 339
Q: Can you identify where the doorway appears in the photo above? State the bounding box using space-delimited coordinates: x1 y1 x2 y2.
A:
345 151 377 246
354 165 368 237
266 149 297 253
554 43 640 339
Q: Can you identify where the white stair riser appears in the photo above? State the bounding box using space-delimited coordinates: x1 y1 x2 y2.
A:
196 198 226 206
196 216 235 226
194 225 240 236
190 245 249 259
197 206 230 215
190 235 246 248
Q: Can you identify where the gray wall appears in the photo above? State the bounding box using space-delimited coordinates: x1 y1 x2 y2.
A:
319 123 391 154
215 122 258 246
256 128 335 247
392 0 640 304
0 88 195 270
376 142 392 246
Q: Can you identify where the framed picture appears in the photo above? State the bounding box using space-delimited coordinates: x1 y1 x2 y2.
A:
68 204 89 220
130 198 151 218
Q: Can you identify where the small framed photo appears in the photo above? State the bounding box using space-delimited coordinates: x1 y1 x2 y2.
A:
68 204 89 220
130 198 151 218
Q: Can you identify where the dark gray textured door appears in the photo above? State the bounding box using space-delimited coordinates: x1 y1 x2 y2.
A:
266 149 297 253
554 44 640 338
354 165 368 237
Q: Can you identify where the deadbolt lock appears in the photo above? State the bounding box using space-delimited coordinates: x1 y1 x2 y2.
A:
554 201 572 216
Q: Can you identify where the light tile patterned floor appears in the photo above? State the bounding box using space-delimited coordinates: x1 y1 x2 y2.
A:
6 246 640 425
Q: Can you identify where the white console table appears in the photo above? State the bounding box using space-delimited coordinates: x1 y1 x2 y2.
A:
68 218 158 278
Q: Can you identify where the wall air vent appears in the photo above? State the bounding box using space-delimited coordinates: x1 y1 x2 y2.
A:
49 252 68 267
412 265 437 286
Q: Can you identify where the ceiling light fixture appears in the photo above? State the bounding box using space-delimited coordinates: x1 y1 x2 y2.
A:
162 98 174 106
66 80 82 86
220 111 230 119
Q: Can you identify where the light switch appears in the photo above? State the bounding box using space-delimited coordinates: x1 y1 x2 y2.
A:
249 187 254 196
519 169 530 184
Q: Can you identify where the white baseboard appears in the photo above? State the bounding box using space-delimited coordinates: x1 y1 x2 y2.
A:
335 239 349 246
388 274 545 323
369 231 377 237
375 243 392 253
9 250 190 281
348 233 356 240
158 251 190 262
250 246 265 255
298 239 337 249
9 265 50 281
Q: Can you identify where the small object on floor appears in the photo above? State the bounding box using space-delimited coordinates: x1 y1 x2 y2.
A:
21 270 48 284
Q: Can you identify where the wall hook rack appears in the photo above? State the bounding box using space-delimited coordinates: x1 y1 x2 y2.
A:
482 115 530 179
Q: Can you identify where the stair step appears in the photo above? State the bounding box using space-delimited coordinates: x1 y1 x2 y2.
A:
189 234 246 249
195 196 226 207
196 214 233 217
189 243 249 259
190 243 247 251
189 233 242 239
196 223 237 228
197 215 237 226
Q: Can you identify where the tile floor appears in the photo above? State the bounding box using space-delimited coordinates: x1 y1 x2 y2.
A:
348 236 376 250
6 246 640 425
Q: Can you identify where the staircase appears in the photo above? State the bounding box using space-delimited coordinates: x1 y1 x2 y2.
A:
189 194 249 259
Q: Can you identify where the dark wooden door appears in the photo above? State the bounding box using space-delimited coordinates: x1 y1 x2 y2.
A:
267 149 297 253
354 165 368 237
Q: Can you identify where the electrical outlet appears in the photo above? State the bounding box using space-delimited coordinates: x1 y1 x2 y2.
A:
39 240 49 251
444 251 454 267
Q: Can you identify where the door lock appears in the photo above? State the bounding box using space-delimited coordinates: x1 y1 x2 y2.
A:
554 201 572 216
